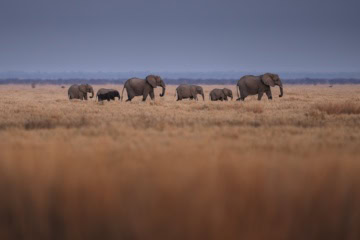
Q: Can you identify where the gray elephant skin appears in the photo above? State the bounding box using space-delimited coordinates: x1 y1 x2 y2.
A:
175 84 205 101
236 73 283 101
209 88 233 101
121 75 166 102
68 84 94 100
96 88 120 101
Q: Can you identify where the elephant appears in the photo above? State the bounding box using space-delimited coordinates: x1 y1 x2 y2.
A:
68 84 94 100
209 88 233 101
175 84 204 101
96 88 120 101
121 75 166 102
236 73 283 101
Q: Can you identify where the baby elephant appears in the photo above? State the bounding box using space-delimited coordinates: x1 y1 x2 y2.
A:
175 84 205 101
96 88 120 101
209 88 233 101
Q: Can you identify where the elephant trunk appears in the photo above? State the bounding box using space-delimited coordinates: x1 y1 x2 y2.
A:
278 82 283 97
202 92 205 101
160 86 166 97
159 81 166 97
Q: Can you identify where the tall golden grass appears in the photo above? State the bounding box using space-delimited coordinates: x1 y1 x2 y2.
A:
0 84 360 239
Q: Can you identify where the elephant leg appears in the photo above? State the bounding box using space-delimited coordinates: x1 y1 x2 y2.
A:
237 96 246 101
141 85 152 101
177 93 182 101
239 89 247 101
142 91 149 101
149 90 155 100
265 90 272 100
258 92 264 101
84 93 88 100
126 87 135 101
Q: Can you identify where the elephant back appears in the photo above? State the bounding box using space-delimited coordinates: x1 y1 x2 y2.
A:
68 84 78 92
176 84 190 95
128 78 147 95
68 84 79 97
97 88 111 96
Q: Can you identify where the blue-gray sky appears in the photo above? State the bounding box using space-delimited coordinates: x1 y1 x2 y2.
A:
0 0 359 73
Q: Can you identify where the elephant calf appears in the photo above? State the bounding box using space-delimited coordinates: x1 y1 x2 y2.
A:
175 84 204 101
96 88 120 101
209 88 233 101
68 84 94 100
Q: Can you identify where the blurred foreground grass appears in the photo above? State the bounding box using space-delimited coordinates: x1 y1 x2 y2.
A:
0 84 360 239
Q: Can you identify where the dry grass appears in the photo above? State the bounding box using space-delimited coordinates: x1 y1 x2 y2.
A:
243 103 264 113
314 101 360 115
0 84 360 239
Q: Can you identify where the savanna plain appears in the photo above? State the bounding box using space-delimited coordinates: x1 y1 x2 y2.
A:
0 84 360 239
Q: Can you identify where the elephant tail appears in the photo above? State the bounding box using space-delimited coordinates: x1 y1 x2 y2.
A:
237 85 240 98
174 91 177 98
121 84 126 101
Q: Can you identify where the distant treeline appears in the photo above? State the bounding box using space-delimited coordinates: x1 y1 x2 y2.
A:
1 78 360 85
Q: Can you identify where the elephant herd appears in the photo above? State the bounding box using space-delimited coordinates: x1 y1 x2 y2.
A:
67 73 283 102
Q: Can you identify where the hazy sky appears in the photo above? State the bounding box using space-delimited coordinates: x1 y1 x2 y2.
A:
0 0 359 72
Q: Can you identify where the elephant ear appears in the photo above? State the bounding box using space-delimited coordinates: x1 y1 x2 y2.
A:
79 84 87 93
261 74 275 87
146 75 157 88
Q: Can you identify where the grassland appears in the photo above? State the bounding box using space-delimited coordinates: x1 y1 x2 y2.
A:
0 84 360 239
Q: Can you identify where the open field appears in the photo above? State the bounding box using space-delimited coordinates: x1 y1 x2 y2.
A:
0 84 360 239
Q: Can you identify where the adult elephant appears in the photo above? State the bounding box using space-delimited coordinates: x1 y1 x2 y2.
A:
236 73 283 101
209 88 233 101
96 88 120 101
121 75 166 102
175 84 204 101
68 84 94 100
